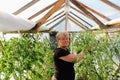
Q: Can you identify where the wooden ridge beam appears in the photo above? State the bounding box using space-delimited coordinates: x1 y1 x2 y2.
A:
65 0 69 30
70 0 105 29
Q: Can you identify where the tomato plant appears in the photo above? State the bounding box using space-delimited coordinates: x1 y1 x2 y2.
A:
0 33 53 80
0 31 119 80
73 31 120 80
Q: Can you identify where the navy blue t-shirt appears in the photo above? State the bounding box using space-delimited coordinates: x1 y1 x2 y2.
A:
54 48 75 80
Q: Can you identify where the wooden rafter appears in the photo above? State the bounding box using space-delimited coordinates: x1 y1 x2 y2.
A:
28 1 58 20
70 5 88 18
13 0 40 15
77 1 110 21
68 14 88 28
45 13 65 26
49 17 65 31
101 0 120 11
46 11 65 23
31 0 65 31
70 0 105 29
68 15 87 30
68 14 88 29
70 11 93 27
70 5 99 25
70 5 104 27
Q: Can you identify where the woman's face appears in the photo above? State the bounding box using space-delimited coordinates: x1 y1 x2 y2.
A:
58 35 69 48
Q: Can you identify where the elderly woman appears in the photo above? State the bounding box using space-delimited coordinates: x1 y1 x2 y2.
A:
52 31 84 80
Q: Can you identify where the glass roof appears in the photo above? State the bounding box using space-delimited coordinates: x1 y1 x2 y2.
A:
0 0 120 32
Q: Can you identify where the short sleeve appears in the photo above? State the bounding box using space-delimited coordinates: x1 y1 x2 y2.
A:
54 48 70 58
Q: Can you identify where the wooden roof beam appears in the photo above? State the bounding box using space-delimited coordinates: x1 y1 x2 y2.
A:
31 0 65 32
45 13 65 26
28 1 58 20
46 11 65 23
70 5 100 25
70 5 104 27
101 0 120 11
77 1 110 21
68 15 87 30
70 5 95 27
68 14 88 29
49 17 65 31
13 0 40 15
70 11 93 27
70 0 105 29
70 5 88 18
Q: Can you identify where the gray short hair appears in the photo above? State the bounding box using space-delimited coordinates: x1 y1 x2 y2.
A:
56 31 69 41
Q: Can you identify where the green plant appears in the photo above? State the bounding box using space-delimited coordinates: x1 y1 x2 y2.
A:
0 31 119 80
0 33 53 80
73 31 120 80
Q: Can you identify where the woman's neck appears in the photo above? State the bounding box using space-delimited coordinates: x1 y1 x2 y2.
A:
58 46 67 50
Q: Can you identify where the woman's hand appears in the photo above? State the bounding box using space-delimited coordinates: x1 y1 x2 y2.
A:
77 52 84 62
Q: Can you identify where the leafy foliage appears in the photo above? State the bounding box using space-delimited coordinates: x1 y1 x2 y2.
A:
0 33 53 80
73 31 120 80
0 31 119 80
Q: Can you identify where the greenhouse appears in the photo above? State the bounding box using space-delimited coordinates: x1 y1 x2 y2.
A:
0 0 120 80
